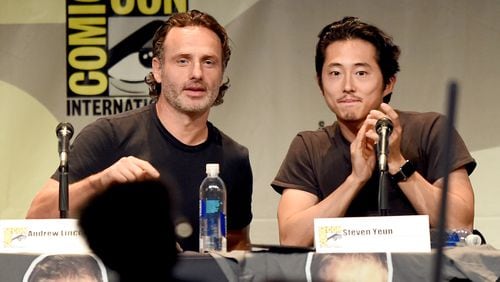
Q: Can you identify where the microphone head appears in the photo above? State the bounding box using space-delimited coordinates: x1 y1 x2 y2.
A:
56 122 74 139
375 117 393 134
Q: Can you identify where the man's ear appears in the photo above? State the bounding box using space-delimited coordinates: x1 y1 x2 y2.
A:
316 75 324 94
152 57 162 83
383 76 397 97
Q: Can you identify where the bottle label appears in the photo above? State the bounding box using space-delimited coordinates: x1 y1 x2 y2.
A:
199 198 227 252
205 199 220 214
199 200 226 235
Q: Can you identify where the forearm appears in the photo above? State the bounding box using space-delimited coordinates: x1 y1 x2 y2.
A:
228 225 251 251
26 174 105 219
278 207 318 247
398 169 474 229
278 175 365 246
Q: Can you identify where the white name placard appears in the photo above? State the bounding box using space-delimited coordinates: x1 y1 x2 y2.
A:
314 215 431 253
0 219 91 254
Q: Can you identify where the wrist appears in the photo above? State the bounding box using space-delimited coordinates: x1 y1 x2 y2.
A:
388 157 407 175
390 160 416 183
347 173 369 188
87 173 106 194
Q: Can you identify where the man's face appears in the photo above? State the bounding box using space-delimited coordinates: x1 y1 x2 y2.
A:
152 26 223 114
320 39 394 124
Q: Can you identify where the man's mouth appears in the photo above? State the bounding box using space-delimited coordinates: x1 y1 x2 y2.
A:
338 97 361 104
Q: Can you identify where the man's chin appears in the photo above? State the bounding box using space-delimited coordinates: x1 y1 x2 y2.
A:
180 104 211 115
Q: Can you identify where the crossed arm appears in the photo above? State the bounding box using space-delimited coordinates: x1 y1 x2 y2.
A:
277 105 474 247
277 166 474 247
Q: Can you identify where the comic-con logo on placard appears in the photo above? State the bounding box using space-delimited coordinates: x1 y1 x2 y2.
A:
66 0 188 117
318 226 344 248
3 227 28 248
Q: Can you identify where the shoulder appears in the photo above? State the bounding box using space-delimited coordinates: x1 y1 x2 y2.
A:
101 104 152 126
75 104 154 144
398 110 443 122
209 123 249 155
209 124 252 176
86 104 153 132
398 110 445 130
295 124 337 147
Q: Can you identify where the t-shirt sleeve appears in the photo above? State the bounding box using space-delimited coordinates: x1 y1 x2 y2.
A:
271 134 319 196
423 114 476 182
51 119 118 183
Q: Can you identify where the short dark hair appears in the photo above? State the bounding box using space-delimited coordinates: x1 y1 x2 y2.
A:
145 10 231 105
315 17 401 103
26 254 104 282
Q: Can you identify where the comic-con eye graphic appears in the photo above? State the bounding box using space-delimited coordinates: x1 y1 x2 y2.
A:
108 20 164 96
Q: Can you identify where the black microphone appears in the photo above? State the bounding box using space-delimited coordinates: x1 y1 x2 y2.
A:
56 122 74 168
56 122 74 218
375 117 393 172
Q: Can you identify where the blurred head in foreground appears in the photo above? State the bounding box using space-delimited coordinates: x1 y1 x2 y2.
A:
24 254 107 282
79 179 178 282
315 253 388 282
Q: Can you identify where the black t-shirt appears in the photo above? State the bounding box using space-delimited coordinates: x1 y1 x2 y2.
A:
52 103 253 251
272 111 476 216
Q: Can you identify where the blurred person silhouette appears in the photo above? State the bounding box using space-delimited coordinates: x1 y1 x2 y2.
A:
79 179 178 282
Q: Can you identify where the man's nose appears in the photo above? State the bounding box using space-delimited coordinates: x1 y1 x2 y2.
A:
191 62 202 79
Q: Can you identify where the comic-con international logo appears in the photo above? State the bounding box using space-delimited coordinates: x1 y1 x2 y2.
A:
3 227 28 248
318 226 343 248
65 0 188 117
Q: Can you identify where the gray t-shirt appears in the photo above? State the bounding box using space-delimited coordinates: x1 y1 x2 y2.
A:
272 110 476 216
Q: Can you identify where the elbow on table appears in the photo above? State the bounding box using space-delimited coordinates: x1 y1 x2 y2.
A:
279 232 313 247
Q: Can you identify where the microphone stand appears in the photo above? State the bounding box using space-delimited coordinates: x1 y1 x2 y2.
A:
433 81 458 282
59 156 69 218
378 170 390 216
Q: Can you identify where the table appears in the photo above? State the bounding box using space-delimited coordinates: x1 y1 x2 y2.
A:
1 245 499 281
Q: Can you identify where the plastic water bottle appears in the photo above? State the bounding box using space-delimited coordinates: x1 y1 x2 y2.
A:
446 229 482 247
199 163 227 253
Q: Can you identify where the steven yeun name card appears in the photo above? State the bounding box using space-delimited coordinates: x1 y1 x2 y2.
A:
314 215 431 253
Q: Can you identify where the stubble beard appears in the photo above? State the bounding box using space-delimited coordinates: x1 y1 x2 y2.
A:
163 84 216 115
337 109 367 126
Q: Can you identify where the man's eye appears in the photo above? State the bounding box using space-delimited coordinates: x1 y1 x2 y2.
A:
204 59 216 66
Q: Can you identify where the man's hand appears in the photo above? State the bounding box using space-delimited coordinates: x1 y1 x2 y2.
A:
93 156 161 193
365 103 406 174
350 121 376 183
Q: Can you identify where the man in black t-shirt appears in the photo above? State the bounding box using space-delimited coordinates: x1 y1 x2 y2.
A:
27 10 253 252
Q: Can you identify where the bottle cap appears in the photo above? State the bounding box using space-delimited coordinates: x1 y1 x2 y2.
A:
206 163 219 175
465 234 482 246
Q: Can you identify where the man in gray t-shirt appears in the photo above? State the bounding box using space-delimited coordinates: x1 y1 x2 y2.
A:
272 16 476 247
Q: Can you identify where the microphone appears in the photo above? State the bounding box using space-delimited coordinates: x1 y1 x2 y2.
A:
56 122 74 168
375 117 393 172
56 122 74 218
